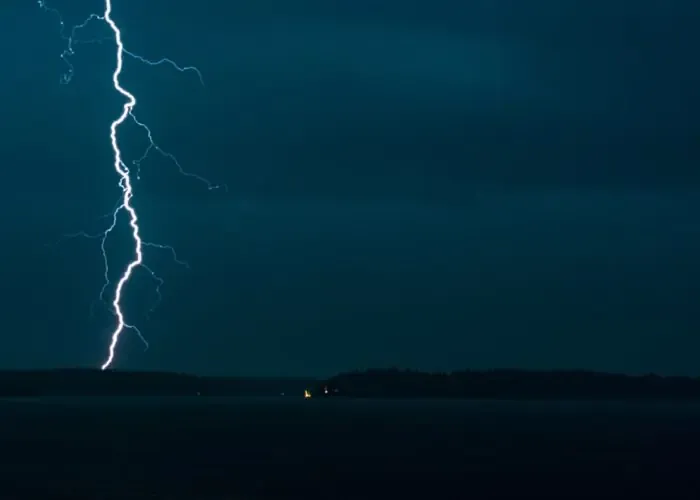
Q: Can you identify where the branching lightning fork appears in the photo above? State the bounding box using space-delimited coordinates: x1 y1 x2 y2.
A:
39 0 225 369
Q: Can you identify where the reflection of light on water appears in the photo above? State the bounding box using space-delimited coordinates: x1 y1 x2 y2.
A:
304 389 312 399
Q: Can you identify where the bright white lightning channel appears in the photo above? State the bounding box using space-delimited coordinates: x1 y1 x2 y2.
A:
39 1 225 370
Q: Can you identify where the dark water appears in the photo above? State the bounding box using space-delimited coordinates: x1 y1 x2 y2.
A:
1 397 699 499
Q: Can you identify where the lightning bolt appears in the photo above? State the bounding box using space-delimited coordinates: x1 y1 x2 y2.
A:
39 1 225 370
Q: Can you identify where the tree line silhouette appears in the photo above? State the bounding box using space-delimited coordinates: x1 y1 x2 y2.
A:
0 369 311 397
4 368 700 400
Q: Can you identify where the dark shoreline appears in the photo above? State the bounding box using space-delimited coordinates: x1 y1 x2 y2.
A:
0 369 314 397
4 368 700 400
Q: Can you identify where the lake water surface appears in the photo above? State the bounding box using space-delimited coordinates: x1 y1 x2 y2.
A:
1 397 699 499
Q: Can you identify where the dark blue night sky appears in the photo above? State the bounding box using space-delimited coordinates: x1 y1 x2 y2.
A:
0 0 698 376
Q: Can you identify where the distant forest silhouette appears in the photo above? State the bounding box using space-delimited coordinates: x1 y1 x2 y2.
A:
312 369 700 400
0 369 311 397
3 368 700 400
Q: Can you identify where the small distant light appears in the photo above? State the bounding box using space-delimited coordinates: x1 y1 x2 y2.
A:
304 389 312 399
323 386 329 395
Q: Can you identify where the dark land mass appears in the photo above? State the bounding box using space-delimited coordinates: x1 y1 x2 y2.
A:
312 368 700 400
5 368 700 400
0 369 313 397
